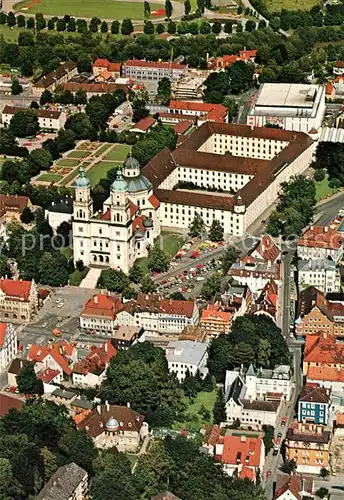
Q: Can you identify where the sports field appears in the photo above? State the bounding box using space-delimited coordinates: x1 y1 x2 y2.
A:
14 0 163 20
265 0 319 10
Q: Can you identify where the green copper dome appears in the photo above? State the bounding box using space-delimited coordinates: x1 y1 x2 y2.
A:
74 166 90 188
111 169 128 192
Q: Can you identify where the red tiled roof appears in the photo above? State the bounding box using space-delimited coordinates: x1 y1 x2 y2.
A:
78 404 144 437
335 61 344 68
0 323 7 348
74 340 117 375
239 49 257 60
307 365 344 383
148 194 160 209
27 341 75 376
37 367 60 383
304 332 344 365
129 199 139 217
99 208 111 221
203 424 221 446
200 309 231 323
325 83 334 95
0 394 23 417
297 226 343 250
173 120 193 135
93 58 109 68
0 278 32 301
252 234 280 263
169 100 227 115
99 70 112 81
108 62 121 73
130 117 156 132
240 466 255 481
221 435 262 467
200 107 227 123
81 294 121 320
2 105 62 120
334 75 344 83
132 215 147 234
121 293 196 318
0 194 29 217
125 59 186 70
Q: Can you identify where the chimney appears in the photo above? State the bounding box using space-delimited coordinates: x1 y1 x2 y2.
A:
106 400 110 412
97 405 101 414
105 341 108 353
127 402 130 408
94 295 98 304
324 226 328 232
310 225 314 230
240 435 246 442
317 426 322 435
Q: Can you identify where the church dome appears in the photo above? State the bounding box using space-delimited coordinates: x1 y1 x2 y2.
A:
124 155 140 171
106 417 119 430
143 218 153 229
111 169 128 193
74 166 90 188
125 175 152 193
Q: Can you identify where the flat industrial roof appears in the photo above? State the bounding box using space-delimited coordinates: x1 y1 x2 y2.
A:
255 84 319 109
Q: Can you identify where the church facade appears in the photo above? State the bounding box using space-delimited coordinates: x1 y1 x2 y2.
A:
72 157 160 274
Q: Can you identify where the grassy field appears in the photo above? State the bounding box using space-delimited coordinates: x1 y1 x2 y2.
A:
86 161 119 185
67 150 90 159
56 158 80 167
94 143 113 157
173 391 217 432
14 0 163 20
0 25 27 42
37 173 62 182
69 266 89 286
265 0 319 10
104 144 131 162
160 231 187 259
315 175 337 202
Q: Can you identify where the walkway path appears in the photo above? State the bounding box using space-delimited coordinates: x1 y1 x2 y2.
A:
64 143 115 188
79 267 101 288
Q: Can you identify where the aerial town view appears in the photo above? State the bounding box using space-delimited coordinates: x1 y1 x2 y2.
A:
2 0 344 499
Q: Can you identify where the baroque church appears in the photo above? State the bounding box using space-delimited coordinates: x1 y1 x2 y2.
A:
72 156 160 274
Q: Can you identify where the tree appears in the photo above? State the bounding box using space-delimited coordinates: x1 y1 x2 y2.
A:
67 18 76 31
74 89 87 105
39 252 69 286
262 425 274 455
40 89 53 105
184 0 191 16
101 21 108 33
228 60 254 94
221 245 239 273
222 97 238 122
169 291 186 301
111 20 120 34
315 488 329 499
156 23 165 34
280 459 297 474
230 342 255 366
148 246 169 273
209 219 224 242
200 21 211 34
245 20 256 32
200 272 222 300
7 11 16 27
314 168 326 182
20 207 34 224
129 262 143 284
213 388 226 424
77 55 92 73
9 110 39 138
17 14 26 27
35 14 46 31
121 18 134 35
224 21 232 33
30 101 39 109
17 362 44 395
320 467 330 478
144 21 154 34
28 148 53 173
144 1 151 19
47 18 55 30
157 77 171 105
202 372 215 392
197 0 205 12
257 339 271 367
97 268 130 293
65 113 95 140
0 254 11 278
141 275 157 294
165 0 173 19
89 16 101 33
11 77 22 95
0 458 24 499
167 21 176 33
132 97 149 123
26 17 35 29
58 428 97 474
189 214 205 237
56 18 66 31
211 22 222 34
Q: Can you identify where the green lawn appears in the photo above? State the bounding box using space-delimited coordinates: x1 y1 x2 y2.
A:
173 391 217 433
37 173 62 182
160 231 187 259
86 161 120 186
0 25 27 42
94 143 113 157
60 246 73 260
104 144 132 162
14 0 163 20
315 174 337 202
60 169 79 186
265 0 319 10
69 267 89 286
56 158 80 167
67 150 90 159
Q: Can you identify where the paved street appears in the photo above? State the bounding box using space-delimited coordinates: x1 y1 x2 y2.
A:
315 191 344 226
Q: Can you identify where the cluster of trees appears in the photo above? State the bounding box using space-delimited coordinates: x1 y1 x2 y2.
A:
267 175 316 238
204 60 254 102
131 123 178 166
314 142 344 188
189 214 224 242
207 315 290 382
96 266 157 297
40 87 87 106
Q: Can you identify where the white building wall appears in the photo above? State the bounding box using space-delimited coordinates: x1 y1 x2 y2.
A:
299 267 341 294
0 324 17 371
297 244 343 262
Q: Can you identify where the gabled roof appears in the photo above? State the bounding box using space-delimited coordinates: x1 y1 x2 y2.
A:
35 463 87 500
0 278 32 301
93 58 109 67
307 365 344 383
173 120 193 135
221 435 262 467
299 385 330 404
297 225 343 250
78 404 144 437
81 294 121 320
0 394 23 417
37 367 60 383
73 340 117 375
148 194 160 209
27 341 75 376
240 466 255 480
304 332 344 365
0 194 29 216
251 234 280 263
0 323 8 348
130 116 156 132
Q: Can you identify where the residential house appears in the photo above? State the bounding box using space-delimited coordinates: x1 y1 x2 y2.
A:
32 61 78 96
0 194 30 223
173 120 193 135
92 58 122 77
77 403 149 451
224 372 281 429
297 225 344 262
245 363 293 401
334 74 344 94
159 100 227 125
72 340 117 388
325 83 335 100
207 49 257 69
333 61 344 75
0 323 17 371
27 339 77 381
130 117 157 134
0 278 38 323
0 393 23 417
330 413 344 473
298 257 341 294
303 332 344 376
61 82 130 98
250 279 279 321
80 294 122 335
2 106 66 131
200 424 221 456
199 304 232 335
115 294 199 334
285 421 331 474
111 325 143 350
45 196 73 232
274 473 314 500
35 463 88 500
228 234 281 296
306 365 344 394
165 340 208 382
298 385 331 425
7 358 29 387
295 287 344 338
216 434 265 481
220 283 253 318
122 60 187 82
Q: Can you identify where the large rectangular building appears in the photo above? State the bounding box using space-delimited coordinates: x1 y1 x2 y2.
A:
122 60 187 82
247 83 325 132
2 106 66 131
142 122 313 238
